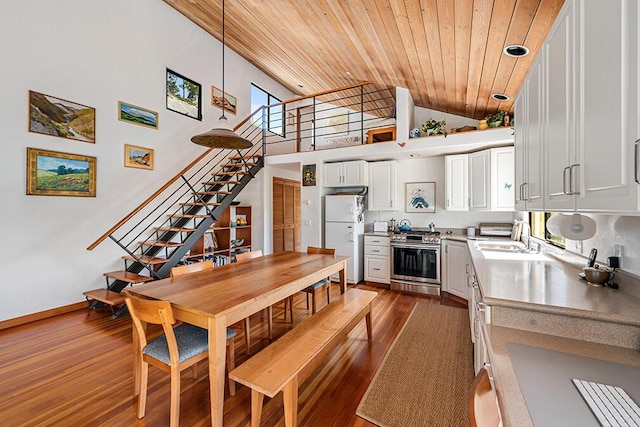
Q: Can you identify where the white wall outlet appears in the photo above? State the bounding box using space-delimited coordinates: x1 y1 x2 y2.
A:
304 219 311 226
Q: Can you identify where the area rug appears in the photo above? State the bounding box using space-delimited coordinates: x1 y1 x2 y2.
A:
356 301 474 427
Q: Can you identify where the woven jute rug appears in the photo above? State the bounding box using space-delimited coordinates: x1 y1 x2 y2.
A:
356 301 474 427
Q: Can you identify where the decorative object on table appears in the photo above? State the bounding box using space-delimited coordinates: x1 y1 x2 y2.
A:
29 90 96 143
456 125 477 133
582 266 610 286
236 215 247 226
166 68 202 121
211 85 237 115
405 182 436 213
230 238 244 248
190 0 252 149
124 144 154 170
420 118 447 137
118 101 158 129
302 164 316 186
398 219 412 232
485 110 507 128
477 119 488 130
26 147 96 197
409 127 421 138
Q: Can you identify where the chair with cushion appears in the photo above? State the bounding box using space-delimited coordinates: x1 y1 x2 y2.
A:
301 246 335 314
124 295 236 427
235 250 273 341
171 260 253 354
468 368 502 427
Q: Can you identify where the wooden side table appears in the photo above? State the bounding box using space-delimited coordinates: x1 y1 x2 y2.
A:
366 126 396 144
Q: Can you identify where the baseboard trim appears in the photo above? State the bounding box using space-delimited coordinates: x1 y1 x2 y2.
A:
440 291 469 308
0 301 87 331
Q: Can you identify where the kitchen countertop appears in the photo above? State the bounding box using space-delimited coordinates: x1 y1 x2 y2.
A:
467 239 640 427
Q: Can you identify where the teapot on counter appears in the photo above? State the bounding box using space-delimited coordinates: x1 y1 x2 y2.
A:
398 219 412 232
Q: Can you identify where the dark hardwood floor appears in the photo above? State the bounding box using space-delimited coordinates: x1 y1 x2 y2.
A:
0 284 465 426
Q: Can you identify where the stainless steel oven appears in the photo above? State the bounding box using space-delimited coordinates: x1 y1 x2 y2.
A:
390 230 441 296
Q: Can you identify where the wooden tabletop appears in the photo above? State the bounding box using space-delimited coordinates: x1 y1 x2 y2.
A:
128 251 350 327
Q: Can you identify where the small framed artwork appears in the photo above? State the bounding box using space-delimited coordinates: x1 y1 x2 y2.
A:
211 86 237 115
118 101 158 129
124 144 154 170
27 147 96 197
405 182 436 213
28 90 96 143
166 68 202 120
328 112 348 135
302 164 316 186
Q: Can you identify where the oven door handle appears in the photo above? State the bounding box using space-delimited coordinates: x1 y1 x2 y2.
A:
391 243 440 250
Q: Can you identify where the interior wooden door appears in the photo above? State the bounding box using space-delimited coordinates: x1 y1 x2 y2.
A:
272 177 301 252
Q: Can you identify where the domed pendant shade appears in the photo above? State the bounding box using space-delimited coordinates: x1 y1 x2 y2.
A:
191 0 252 150
546 213 596 240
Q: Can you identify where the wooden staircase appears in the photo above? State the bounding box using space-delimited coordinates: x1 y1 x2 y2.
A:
83 152 263 316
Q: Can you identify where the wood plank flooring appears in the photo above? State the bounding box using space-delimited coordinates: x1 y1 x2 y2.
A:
0 284 464 426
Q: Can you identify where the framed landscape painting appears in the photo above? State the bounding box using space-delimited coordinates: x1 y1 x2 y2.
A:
28 90 96 143
118 101 158 129
124 144 154 170
27 147 96 197
405 182 436 213
166 68 202 120
211 86 237 115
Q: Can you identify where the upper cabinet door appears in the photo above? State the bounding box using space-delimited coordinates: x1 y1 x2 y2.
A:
469 150 490 211
544 2 575 211
324 163 343 187
343 161 368 186
368 161 397 211
575 0 639 212
524 58 544 210
490 147 515 211
514 91 528 211
445 154 469 211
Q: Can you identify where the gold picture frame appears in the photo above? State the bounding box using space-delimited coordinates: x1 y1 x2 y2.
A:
124 144 154 170
27 147 96 197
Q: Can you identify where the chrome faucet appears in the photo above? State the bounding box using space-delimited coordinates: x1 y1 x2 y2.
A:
519 220 540 253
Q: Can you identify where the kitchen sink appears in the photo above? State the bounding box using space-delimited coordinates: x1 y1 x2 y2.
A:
475 242 526 252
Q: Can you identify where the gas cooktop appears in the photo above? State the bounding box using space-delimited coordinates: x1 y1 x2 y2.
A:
391 229 441 244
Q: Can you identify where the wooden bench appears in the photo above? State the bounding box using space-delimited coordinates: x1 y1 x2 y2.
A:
229 288 377 427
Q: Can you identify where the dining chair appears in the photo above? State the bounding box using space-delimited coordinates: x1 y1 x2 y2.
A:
235 250 273 342
301 246 335 314
171 260 253 354
124 295 236 427
468 368 502 427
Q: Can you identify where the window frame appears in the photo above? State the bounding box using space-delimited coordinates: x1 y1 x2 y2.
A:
250 83 284 137
529 212 566 248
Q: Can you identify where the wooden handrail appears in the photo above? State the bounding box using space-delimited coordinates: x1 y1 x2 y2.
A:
87 82 371 251
87 147 214 250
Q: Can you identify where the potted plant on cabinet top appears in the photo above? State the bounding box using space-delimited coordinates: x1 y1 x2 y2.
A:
421 118 447 137
485 110 507 128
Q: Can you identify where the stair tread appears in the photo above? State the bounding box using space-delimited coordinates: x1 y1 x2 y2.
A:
121 255 170 264
103 271 154 283
83 288 126 306
194 191 232 195
180 202 221 207
214 171 249 176
228 154 262 160
203 180 241 186
154 226 197 232
138 240 184 247
222 162 257 168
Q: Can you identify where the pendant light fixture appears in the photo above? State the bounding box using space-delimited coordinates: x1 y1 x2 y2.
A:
191 0 252 149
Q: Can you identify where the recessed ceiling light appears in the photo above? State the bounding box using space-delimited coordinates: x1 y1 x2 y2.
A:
346 71 351 76
492 93 510 101
410 153 422 158
503 44 529 57
298 84 304 88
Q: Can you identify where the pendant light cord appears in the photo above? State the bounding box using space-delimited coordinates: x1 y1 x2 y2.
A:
220 0 226 121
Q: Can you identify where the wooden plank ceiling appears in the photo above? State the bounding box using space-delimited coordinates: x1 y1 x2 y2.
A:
164 0 564 120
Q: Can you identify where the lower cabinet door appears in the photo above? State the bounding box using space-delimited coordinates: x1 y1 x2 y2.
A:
364 256 390 284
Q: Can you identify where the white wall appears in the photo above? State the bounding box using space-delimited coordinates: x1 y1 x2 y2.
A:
0 0 293 321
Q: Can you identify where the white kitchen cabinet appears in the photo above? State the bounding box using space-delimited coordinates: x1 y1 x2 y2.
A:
514 56 544 211
324 160 368 187
364 235 390 284
520 0 640 214
469 147 515 211
445 154 468 211
368 161 397 211
442 240 469 300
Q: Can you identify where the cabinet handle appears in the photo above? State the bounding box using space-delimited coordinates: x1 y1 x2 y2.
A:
373 268 381 271
447 198 450 207
477 302 486 312
372 249 380 253
465 264 469 274
635 139 639 184
569 164 580 195
524 182 529 201
563 166 571 195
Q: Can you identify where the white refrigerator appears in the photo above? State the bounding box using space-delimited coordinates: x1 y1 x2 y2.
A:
324 195 365 284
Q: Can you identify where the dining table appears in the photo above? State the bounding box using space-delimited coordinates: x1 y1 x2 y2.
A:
127 250 349 427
